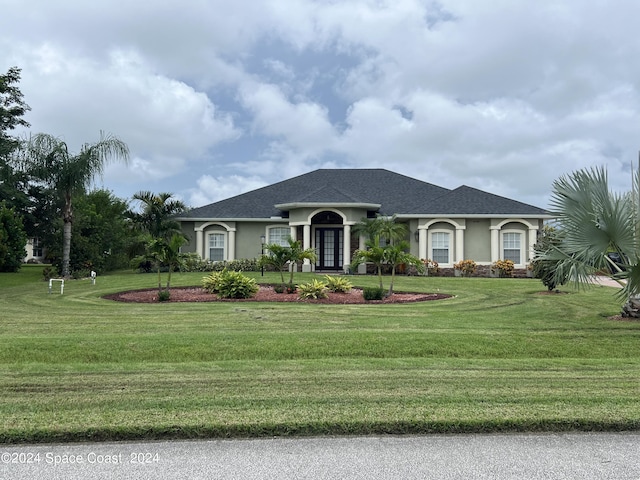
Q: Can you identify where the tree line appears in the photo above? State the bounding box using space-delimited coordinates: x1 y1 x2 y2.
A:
0 66 188 276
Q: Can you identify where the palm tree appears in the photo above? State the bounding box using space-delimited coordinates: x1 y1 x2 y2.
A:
130 191 187 241
259 237 317 285
22 132 129 277
132 233 188 294
540 166 640 316
382 241 424 296
351 240 386 288
286 238 317 284
351 214 411 291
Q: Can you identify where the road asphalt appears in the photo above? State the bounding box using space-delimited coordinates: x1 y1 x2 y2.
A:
2 433 640 480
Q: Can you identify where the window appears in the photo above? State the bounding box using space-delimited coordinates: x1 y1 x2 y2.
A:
431 232 450 264
268 227 290 246
32 237 43 258
502 232 521 264
208 233 225 261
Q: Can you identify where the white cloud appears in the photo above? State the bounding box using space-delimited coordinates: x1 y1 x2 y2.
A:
3 0 640 211
188 174 268 207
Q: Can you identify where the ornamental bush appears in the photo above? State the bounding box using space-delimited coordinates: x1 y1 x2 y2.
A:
215 270 259 299
454 259 477 277
298 279 328 299
492 259 515 277
183 255 260 273
324 275 353 293
362 286 385 301
201 270 225 293
422 258 440 276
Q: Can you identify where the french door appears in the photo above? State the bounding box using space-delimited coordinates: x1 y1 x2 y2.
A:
315 228 343 270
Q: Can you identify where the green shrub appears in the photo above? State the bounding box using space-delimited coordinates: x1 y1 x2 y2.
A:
182 256 260 273
324 275 352 293
42 266 55 281
285 283 297 294
201 270 225 293
362 286 385 301
298 279 328 299
215 270 259 299
157 290 171 302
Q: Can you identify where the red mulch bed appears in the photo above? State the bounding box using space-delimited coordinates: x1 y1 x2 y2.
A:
103 285 452 304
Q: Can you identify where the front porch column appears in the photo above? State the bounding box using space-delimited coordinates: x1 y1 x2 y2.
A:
490 227 500 262
302 224 312 272
290 226 297 241
227 229 236 261
455 228 465 263
418 228 427 260
528 228 538 264
196 229 204 259
358 234 366 274
342 224 351 273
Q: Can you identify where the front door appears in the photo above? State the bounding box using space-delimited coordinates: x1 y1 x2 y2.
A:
315 228 343 270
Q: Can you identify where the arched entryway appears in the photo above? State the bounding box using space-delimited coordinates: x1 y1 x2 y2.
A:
312 211 344 271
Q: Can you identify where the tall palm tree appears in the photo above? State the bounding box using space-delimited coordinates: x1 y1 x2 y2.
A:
540 166 640 316
22 132 129 277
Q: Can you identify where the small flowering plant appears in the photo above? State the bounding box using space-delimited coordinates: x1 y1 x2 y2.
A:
491 259 515 277
454 259 477 277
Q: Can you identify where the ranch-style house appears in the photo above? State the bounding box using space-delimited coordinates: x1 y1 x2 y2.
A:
177 169 552 274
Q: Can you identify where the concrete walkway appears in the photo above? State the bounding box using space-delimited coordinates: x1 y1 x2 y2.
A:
591 275 626 288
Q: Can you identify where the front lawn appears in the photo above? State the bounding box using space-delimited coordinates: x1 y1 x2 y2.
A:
1 266 638 443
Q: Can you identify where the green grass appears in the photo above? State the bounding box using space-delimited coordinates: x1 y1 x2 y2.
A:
1 265 639 443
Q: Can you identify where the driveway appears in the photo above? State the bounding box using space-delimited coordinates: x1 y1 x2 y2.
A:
2 433 639 480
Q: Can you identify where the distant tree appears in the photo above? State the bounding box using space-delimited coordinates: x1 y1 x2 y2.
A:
60 190 133 274
21 132 129 277
0 66 30 160
0 201 27 272
0 67 31 242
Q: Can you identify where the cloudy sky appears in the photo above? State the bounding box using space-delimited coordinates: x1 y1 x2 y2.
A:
2 0 639 210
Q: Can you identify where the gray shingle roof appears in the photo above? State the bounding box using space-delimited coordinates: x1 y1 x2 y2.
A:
179 169 548 219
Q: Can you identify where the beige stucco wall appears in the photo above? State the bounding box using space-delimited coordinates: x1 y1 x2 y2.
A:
180 215 545 266
464 219 491 262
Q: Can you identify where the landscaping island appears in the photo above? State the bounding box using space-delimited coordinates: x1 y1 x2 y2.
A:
104 286 452 304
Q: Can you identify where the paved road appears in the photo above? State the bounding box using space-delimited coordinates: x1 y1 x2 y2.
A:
1 433 639 479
